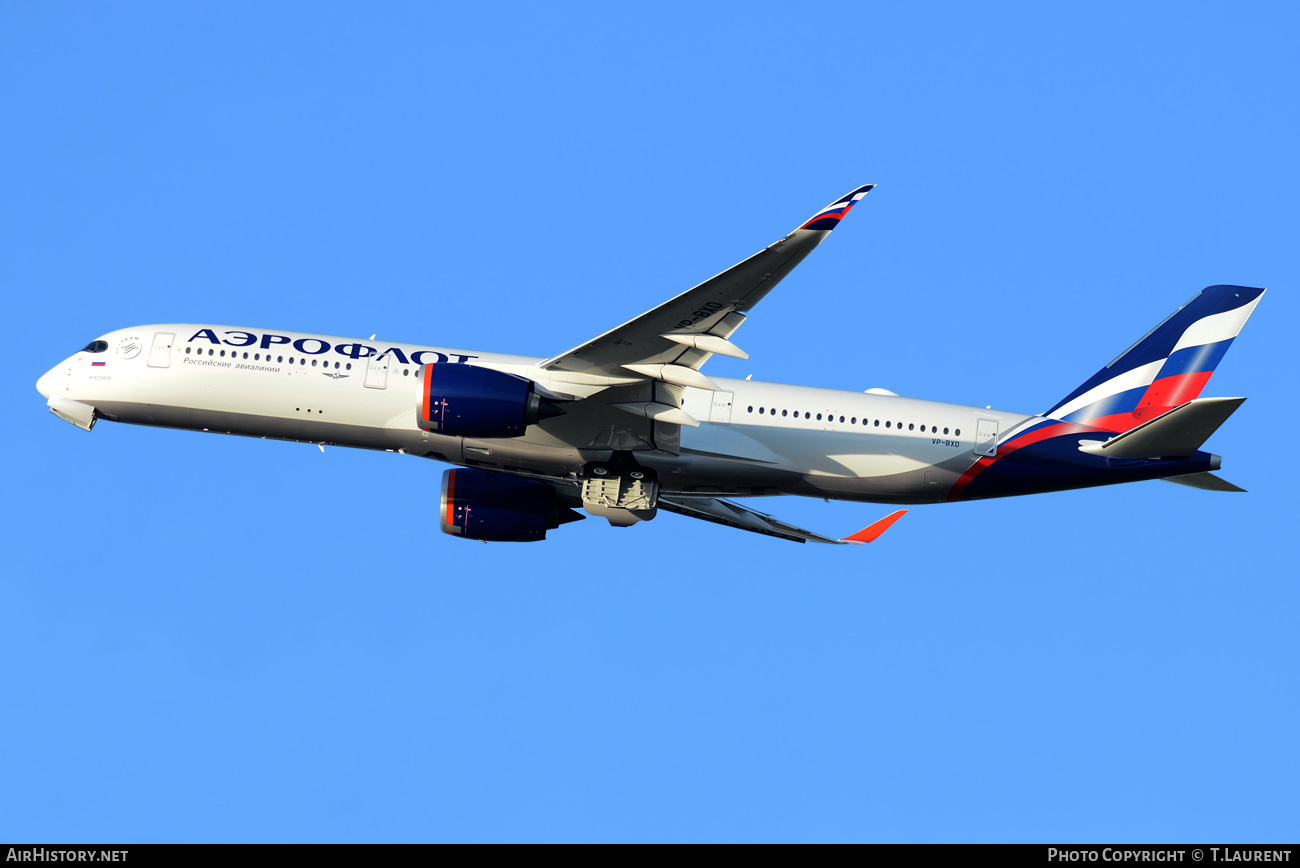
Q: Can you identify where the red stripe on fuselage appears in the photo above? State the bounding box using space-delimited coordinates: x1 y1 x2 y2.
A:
947 421 1093 501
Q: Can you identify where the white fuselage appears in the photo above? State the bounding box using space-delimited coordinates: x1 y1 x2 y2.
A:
38 324 1035 504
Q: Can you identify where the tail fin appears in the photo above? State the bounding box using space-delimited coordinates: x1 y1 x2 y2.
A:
1046 285 1264 432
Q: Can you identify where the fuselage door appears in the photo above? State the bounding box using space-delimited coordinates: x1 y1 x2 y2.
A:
364 351 390 389
147 333 174 368
974 418 998 456
709 391 734 424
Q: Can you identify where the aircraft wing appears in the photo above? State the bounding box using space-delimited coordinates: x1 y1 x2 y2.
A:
540 185 875 383
658 495 906 545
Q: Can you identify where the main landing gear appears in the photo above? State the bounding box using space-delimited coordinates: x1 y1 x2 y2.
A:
580 452 659 527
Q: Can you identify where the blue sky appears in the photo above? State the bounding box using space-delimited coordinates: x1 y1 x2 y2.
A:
3 2 1297 843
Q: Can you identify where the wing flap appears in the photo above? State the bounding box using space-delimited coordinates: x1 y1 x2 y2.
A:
658 496 906 546
657 496 842 544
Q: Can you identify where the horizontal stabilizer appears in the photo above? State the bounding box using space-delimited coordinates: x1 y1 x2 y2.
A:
1079 397 1245 459
1163 472 1247 492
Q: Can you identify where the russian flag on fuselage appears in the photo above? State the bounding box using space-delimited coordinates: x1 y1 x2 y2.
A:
1045 285 1264 433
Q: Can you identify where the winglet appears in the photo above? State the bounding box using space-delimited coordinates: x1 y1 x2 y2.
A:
840 509 907 544
798 184 876 232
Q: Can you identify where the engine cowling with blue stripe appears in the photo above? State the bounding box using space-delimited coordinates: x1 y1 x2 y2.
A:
417 363 562 437
440 468 583 542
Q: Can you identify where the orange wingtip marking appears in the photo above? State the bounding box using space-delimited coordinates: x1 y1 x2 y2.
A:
841 510 908 544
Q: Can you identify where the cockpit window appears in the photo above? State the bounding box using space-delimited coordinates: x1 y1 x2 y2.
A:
82 340 109 353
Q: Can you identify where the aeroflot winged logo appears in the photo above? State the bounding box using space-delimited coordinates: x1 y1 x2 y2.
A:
186 329 479 365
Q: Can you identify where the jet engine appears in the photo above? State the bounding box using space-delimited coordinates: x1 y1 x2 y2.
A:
439 468 583 542
417 364 562 438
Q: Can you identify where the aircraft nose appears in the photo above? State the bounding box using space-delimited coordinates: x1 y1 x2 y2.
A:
36 366 56 399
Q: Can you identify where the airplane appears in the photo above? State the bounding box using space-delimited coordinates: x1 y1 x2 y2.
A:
35 185 1265 544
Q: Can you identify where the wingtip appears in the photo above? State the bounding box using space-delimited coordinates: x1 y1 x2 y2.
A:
798 184 876 232
840 509 907 544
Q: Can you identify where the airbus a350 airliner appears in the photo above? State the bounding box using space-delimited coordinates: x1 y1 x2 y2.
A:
36 186 1264 543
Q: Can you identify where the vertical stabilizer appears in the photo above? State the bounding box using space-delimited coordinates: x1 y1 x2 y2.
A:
1046 285 1264 432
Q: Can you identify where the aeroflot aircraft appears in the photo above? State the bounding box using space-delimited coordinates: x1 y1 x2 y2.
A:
37 185 1265 543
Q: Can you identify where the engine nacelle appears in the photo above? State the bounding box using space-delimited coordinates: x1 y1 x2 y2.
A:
417 364 559 438
440 468 583 542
